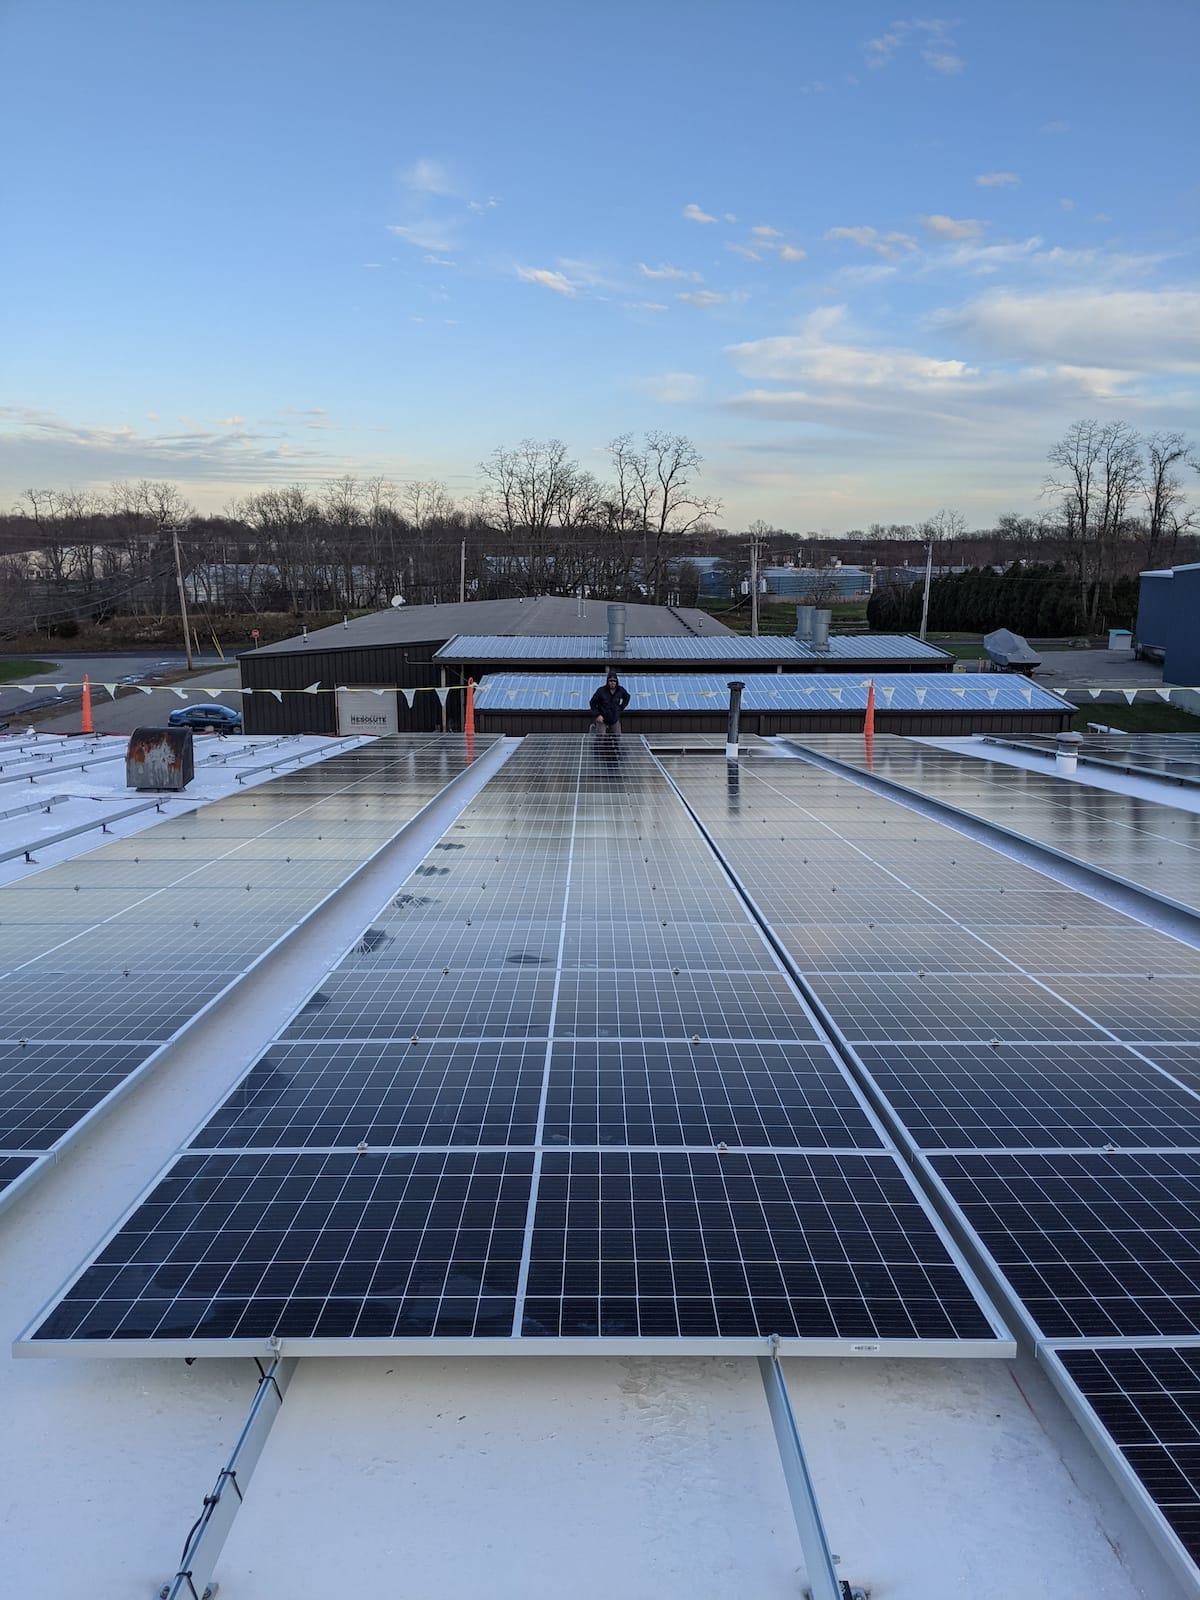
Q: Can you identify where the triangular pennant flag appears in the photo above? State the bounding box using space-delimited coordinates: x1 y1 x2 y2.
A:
668 692 679 705
402 689 416 707
914 687 927 705
1156 689 1173 702
880 686 895 705
171 688 188 699
17 685 34 695
54 684 69 694
987 688 999 705
268 689 283 703
102 683 118 698
950 686 965 698
242 686 254 695
1123 689 1138 705
1088 688 1102 699
371 689 387 697
1020 685 1033 703
435 688 450 707
136 685 153 694
828 687 842 700
303 682 322 695
207 688 226 697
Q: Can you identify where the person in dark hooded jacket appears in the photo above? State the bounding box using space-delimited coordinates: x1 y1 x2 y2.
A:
590 671 630 735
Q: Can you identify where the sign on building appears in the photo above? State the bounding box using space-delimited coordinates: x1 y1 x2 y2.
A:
335 688 399 737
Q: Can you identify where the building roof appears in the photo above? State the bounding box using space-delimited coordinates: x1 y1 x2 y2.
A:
473 671 1072 713
436 633 951 664
245 598 731 656
2 728 1198 1597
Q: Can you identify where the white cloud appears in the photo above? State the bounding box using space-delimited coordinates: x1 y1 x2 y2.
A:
516 266 577 296
752 225 782 239
1059 197 1075 211
639 261 702 282
865 18 963 74
827 225 918 258
727 307 974 390
422 254 456 266
919 214 984 240
387 219 460 252
975 172 1020 187
726 243 762 261
678 289 724 307
638 371 706 403
1041 120 1070 134
629 301 669 313
779 244 807 262
683 203 718 223
468 196 499 212
402 158 456 195
723 212 737 223
934 288 1200 372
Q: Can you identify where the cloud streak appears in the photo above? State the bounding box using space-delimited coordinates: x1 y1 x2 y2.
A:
516 266 577 296
683 202 718 223
828 225 918 258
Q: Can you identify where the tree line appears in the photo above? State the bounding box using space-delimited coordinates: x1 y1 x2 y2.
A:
0 419 1195 642
867 563 1140 636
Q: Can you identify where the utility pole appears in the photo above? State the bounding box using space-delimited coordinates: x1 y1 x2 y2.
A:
918 525 934 641
170 524 194 670
459 538 466 604
750 529 760 637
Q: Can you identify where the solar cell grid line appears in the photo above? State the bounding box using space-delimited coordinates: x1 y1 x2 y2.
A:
520 1150 998 1341
924 1151 1200 1340
540 1040 885 1150
1044 1345 1200 1579
853 1042 1200 1152
188 1040 546 1150
281 967 557 1040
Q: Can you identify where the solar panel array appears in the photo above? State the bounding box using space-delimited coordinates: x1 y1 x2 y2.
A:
663 747 1200 1576
26 737 1009 1355
0 736 490 1208
990 732 1200 790
473 673 1071 713
436 634 951 663
794 733 1200 913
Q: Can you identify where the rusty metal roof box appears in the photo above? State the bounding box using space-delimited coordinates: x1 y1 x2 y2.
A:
126 727 195 791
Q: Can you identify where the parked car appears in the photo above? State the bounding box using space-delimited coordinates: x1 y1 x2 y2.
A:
167 702 242 732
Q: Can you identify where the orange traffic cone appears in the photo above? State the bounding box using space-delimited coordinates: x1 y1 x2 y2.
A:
863 677 875 738
81 674 94 735
465 677 475 737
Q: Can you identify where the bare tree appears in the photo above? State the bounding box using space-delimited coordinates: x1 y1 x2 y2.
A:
1045 419 1143 629
1140 431 1196 568
623 431 722 603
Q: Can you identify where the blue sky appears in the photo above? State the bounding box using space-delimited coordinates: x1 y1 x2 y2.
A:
2 0 1197 532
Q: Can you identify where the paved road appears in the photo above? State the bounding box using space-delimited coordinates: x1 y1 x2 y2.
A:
21 667 243 737
0 652 224 720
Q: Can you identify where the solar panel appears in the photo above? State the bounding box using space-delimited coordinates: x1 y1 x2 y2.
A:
473 672 1071 714
927 1151 1200 1338
855 1042 1200 1150
436 633 951 663
804 972 1110 1043
0 735 492 1208
1049 1346 1200 1569
24 736 1009 1356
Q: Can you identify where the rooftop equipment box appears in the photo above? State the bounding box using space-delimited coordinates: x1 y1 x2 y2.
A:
126 727 194 790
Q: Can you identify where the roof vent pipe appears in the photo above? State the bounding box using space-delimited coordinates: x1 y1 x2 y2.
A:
795 605 814 642
811 609 831 653
607 603 627 657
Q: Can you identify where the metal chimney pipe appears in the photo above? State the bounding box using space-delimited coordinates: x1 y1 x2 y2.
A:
795 605 814 642
811 609 831 653
726 680 745 763
607 603 627 657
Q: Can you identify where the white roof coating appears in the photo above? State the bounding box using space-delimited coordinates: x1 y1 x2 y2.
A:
473 671 1072 712
0 730 1194 1598
436 633 952 662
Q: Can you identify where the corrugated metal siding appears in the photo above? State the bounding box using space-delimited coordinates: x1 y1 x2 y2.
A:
240 641 458 735
474 708 1071 736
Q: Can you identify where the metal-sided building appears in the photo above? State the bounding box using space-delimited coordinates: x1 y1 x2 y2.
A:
1136 562 1200 684
237 598 729 737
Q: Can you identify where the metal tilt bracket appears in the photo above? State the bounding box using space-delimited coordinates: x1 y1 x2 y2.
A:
759 1337 866 1600
158 1353 296 1600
